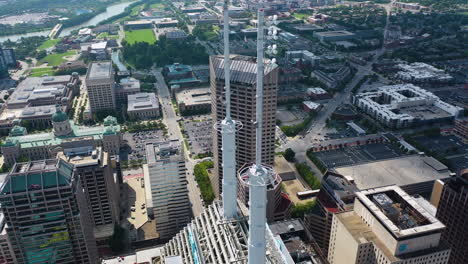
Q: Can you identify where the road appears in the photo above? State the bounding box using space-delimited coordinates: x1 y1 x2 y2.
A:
281 2 396 177
152 68 205 217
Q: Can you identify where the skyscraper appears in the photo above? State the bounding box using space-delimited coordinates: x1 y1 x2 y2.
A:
144 140 190 239
210 54 278 196
0 159 98 264
85 62 116 113
435 172 468 264
328 185 451 264
57 146 120 243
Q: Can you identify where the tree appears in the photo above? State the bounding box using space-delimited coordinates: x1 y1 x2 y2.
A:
36 50 47 60
108 225 125 253
283 148 296 162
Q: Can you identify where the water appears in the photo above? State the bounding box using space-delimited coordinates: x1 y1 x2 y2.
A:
0 1 133 43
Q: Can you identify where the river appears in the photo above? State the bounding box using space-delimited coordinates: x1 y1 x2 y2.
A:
0 1 134 43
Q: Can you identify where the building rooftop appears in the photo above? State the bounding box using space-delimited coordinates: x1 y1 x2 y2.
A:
210 55 277 84
3 118 120 149
175 87 211 106
57 146 105 168
333 155 450 191
86 62 112 80
124 20 153 26
315 30 356 37
127 92 159 112
0 159 74 195
303 101 321 110
397 62 452 81
145 140 182 164
356 186 445 238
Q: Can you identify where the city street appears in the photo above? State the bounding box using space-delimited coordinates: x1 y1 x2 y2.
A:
152 68 205 217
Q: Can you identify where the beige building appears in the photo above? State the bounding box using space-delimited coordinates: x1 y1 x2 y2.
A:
175 87 211 115
328 185 451 264
143 140 190 239
127 92 160 120
86 62 116 113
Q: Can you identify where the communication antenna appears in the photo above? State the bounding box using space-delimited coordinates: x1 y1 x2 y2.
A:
215 0 242 219
237 8 279 264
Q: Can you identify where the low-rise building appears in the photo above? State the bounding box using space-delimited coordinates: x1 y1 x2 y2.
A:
154 18 178 28
314 30 357 43
164 30 188 40
127 93 160 120
1 113 121 166
307 87 331 100
0 74 78 131
293 24 324 32
311 67 351 89
352 84 462 129
164 63 200 87
285 50 320 66
124 20 153 30
115 77 141 104
303 101 321 113
175 87 211 115
396 62 453 84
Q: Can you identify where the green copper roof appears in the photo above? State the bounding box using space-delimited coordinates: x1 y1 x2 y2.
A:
10 125 27 136
51 111 68 123
103 116 118 126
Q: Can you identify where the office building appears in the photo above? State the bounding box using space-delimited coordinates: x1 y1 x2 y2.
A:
175 87 211 115
143 140 190 239
210 55 291 222
0 74 79 131
115 77 141 104
328 185 451 264
86 62 116 113
353 84 462 129
0 159 98 263
435 172 468 264
314 30 356 43
57 147 119 242
210 54 278 195
2 113 121 166
127 93 160 120
0 48 15 75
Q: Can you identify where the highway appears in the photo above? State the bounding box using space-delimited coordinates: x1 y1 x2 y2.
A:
152 69 205 217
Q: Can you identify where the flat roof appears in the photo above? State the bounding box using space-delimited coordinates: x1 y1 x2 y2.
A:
175 87 211 106
127 92 159 112
356 186 445 238
315 30 355 37
87 62 112 80
145 139 182 164
333 155 451 190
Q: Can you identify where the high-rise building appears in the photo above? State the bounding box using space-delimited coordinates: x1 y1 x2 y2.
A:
210 55 288 222
143 140 190 239
328 185 451 264
85 61 116 113
57 146 120 243
434 171 468 264
0 159 98 264
211 55 278 195
0 48 15 77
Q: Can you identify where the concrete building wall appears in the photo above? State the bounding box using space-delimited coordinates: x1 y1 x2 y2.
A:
328 215 359 264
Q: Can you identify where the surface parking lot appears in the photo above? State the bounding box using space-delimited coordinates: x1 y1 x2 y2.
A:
182 118 213 156
315 143 405 168
413 135 468 156
122 130 166 161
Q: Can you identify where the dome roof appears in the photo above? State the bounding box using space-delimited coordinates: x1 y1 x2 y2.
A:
52 111 68 123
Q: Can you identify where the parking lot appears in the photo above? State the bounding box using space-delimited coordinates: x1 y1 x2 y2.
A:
315 143 405 168
413 134 468 156
181 117 213 157
122 130 166 162
277 106 308 126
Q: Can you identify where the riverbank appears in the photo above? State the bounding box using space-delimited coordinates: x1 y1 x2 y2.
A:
0 1 135 43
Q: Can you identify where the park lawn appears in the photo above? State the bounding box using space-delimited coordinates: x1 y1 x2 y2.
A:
293 13 310 20
37 50 77 66
38 38 61 50
97 32 119 39
150 3 165 9
124 29 156 44
29 67 55 77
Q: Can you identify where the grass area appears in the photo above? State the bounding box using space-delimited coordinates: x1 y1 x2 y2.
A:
194 161 215 206
292 13 310 20
29 67 55 77
97 32 119 39
38 38 61 50
291 200 316 218
124 29 156 44
150 3 165 9
37 50 77 66
280 112 316 137
295 163 321 190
